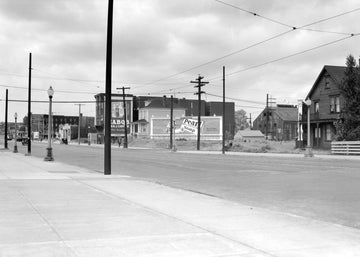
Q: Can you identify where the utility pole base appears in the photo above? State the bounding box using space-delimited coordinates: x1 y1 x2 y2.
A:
44 147 54 161
304 146 314 157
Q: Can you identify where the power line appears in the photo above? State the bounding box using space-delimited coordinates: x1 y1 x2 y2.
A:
214 0 359 35
209 34 358 81
235 104 263 109
206 93 264 105
214 0 294 29
139 7 360 90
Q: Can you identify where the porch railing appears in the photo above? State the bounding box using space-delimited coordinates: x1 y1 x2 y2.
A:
331 141 360 155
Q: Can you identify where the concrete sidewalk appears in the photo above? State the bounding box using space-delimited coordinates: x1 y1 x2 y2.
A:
1 151 360 257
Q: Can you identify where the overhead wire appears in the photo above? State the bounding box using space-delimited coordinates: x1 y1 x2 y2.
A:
1 4 359 99
206 93 264 105
209 33 359 81
142 4 360 92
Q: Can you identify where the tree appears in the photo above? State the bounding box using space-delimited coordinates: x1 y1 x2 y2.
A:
337 55 360 140
234 109 249 132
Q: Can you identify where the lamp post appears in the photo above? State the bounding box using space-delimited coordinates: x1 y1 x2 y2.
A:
304 99 313 157
44 86 54 161
13 112 18 153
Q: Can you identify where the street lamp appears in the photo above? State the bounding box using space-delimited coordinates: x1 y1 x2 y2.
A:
13 112 18 153
44 86 54 161
304 99 313 157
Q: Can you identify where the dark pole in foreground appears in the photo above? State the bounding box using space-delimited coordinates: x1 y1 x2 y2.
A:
104 0 114 175
170 95 173 150
4 89 8 149
27 52 32 155
222 66 225 154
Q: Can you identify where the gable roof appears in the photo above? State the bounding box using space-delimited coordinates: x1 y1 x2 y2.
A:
306 65 346 100
275 106 298 121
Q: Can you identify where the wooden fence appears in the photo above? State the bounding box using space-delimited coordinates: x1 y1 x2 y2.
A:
331 141 360 155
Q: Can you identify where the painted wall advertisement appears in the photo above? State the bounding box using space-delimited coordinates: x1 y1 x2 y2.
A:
111 97 132 136
151 116 222 140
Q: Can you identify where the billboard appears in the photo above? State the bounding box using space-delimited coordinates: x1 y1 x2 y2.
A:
111 96 133 136
151 116 222 140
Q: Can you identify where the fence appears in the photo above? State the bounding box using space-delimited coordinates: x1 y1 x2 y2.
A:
331 141 360 155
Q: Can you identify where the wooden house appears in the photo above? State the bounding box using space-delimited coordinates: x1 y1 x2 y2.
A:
303 65 346 149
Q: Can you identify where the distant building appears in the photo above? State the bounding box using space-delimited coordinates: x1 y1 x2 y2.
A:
234 130 265 141
94 93 134 137
95 94 236 139
134 96 186 136
31 114 94 139
253 104 298 141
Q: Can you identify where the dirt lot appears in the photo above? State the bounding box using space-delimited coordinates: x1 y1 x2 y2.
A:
126 137 331 155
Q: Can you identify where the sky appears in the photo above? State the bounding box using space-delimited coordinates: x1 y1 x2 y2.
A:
1 0 360 122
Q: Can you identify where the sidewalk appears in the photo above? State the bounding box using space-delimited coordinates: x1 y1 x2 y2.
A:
1 151 360 257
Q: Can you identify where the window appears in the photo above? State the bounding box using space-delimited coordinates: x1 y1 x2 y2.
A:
325 75 330 89
325 124 332 141
330 96 340 113
314 102 319 113
315 127 321 138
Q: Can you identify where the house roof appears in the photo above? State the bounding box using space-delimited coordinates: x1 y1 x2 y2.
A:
235 130 264 138
275 106 298 121
306 65 346 100
142 98 186 109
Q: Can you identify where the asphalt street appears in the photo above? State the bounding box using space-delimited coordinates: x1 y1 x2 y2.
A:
7 140 360 230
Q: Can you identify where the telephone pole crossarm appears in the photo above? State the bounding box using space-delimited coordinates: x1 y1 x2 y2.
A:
190 75 209 151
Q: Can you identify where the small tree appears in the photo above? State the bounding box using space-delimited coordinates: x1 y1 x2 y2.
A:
337 55 360 140
234 109 249 132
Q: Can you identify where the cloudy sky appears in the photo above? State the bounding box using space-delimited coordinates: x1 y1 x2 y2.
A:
1 0 360 122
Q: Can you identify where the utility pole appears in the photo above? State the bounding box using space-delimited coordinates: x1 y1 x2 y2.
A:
222 66 225 154
246 113 252 129
75 104 84 145
249 113 252 129
265 94 276 140
27 52 32 155
170 95 173 150
4 89 8 149
104 0 113 175
116 86 130 148
190 75 208 150
265 94 269 140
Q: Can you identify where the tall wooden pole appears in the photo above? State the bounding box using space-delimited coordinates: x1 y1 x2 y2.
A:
27 52 32 155
104 0 113 175
222 66 225 154
4 89 8 149
170 95 173 150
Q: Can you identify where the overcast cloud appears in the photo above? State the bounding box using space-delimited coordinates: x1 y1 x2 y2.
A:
1 0 360 121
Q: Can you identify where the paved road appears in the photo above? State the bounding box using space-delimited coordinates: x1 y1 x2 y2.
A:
7 141 360 230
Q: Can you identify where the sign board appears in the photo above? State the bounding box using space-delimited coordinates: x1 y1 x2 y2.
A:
111 96 133 136
151 116 222 140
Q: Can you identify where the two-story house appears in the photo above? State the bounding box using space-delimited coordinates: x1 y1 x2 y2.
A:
303 65 346 149
253 104 298 141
